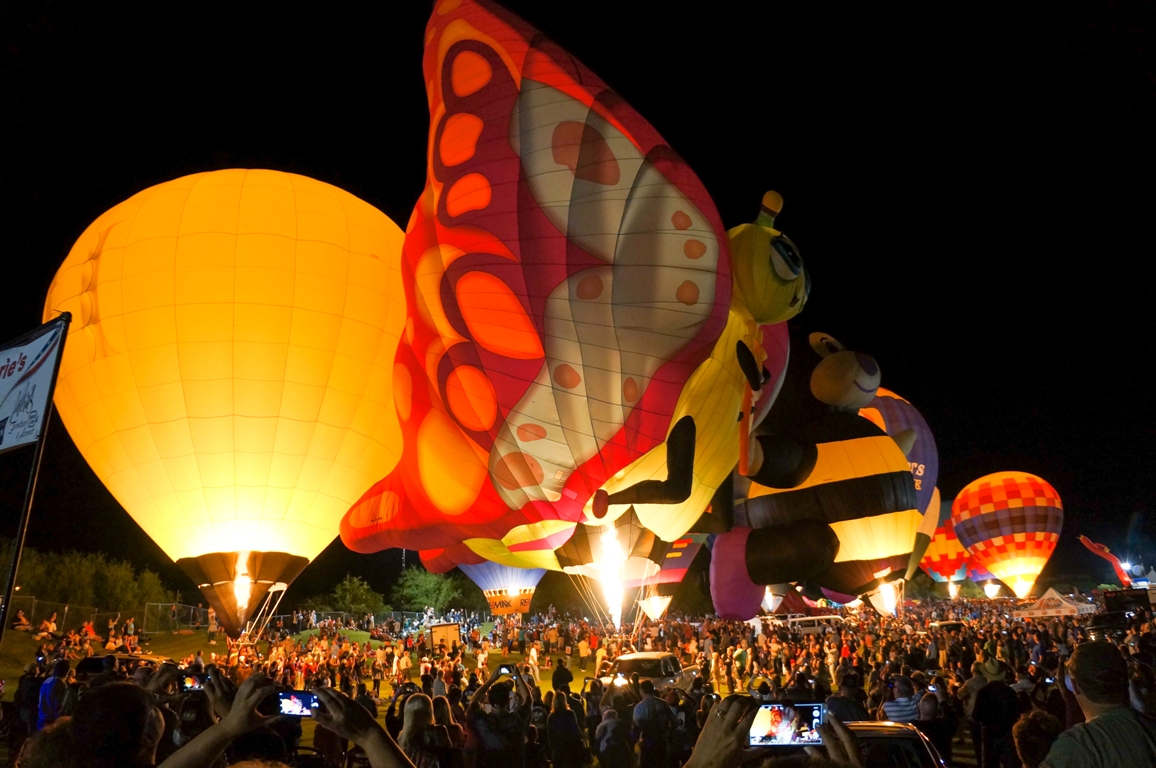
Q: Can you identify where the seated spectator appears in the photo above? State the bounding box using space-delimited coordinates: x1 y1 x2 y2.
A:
12 609 31 631
33 613 58 641
1040 640 1156 767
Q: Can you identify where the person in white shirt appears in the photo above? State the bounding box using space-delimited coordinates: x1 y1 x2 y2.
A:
528 642 541 684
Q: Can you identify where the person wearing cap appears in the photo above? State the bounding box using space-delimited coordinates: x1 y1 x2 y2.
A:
973 659 1019 768
1040 641 1156 768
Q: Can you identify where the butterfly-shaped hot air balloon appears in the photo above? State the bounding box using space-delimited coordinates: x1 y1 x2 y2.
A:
339 0 808 571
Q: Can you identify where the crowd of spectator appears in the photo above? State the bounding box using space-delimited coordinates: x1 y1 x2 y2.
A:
7 595 1156 767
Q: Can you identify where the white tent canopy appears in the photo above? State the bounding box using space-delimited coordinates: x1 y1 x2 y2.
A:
1013 588 1098 619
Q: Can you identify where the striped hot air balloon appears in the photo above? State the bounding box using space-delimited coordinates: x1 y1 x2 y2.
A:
921 493 970 583
458 561 546 616
952 472 1062 598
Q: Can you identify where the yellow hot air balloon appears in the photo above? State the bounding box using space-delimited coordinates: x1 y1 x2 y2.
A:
44 169 406 635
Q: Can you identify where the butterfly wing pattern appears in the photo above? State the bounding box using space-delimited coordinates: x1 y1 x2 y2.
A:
339 0 734 568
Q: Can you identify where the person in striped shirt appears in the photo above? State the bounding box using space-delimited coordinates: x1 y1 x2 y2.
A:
880 676 921 723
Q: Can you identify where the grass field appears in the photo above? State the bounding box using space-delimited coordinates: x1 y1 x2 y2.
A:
0 623 574 702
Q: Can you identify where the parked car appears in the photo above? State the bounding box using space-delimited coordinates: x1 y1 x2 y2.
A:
597 652 700 692
782 615 845 636
75 653 174 682
846 721 945 768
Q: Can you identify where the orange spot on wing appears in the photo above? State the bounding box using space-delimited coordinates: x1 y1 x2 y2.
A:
623 377 639 403
446 173 492 216
455 271 544 360
436 0 460 14
494 451 545 491
676 281 700 306
451 50 492 97
684 239 707 259
576 274 604 300
671 210 693 230
551 121 620 186
446 365 498 432
516 423 548 442
393 363 413 421
440 113 485 167
553 364 581 389
417 409 487 515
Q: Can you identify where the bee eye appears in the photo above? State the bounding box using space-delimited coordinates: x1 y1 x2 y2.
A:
770 236 802 281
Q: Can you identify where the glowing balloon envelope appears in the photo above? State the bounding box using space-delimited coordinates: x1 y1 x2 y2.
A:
459 561 545 615
921 492 970 582
45 169 407 634
339 0 803 565
859 387 938 516
952 471 1062 598
638 595 673 621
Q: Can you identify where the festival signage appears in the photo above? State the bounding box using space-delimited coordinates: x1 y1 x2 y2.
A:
485 591 534 615
0 317 68 454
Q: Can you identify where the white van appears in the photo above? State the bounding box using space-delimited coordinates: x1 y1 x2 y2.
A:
783 615 844 636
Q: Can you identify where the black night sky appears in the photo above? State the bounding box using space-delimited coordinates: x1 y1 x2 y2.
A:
1 1 1153 603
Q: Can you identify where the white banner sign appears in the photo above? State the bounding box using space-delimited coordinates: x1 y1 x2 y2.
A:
0 317 68 454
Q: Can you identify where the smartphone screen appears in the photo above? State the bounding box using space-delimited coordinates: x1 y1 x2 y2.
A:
499 665 513 675
181 674 207 692
749 703 825 747
279 691 319 717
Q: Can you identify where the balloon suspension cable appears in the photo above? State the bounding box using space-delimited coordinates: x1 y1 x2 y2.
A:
568 572 612 631
242 583 288 643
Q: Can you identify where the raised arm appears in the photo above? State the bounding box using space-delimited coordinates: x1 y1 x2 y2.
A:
469 667 503 718
314 686 416 768
158 674 281 768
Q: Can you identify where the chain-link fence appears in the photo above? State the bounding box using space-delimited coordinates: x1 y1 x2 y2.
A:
144 603 210 634
1 595 100 632
271 610 426 633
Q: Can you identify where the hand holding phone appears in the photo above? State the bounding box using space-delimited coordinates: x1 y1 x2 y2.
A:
279 691 319 717
749 703 826 747
181 673 208 692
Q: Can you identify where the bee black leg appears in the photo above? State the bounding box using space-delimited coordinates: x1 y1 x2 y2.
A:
592 416 695 517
